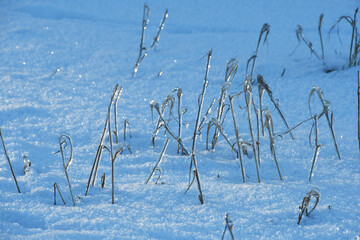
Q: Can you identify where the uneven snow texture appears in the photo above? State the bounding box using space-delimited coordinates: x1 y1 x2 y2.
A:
0 0 359 239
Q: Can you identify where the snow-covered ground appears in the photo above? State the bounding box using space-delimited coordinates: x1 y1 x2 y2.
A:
0 0 359 239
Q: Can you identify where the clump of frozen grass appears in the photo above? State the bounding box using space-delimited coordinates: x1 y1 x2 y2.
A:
0 128 21 193
146 138 169 184
53 182 66 205
133 4 150 76
329 8 360 67
151 9 168 49
221 213 235 240
85 84 128 201
298 188 320 224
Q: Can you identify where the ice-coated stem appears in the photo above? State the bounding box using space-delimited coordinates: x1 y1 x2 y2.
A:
229 95 245 183
59 134 75 206
146 138 169 184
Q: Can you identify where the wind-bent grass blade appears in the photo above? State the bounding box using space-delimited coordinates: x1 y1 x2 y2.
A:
329 8 359 67
229 95 245 183
146 138 169 184
264 110 282 180
295 25 321 60
221 213 235 240
133 4 150 76
308 86 341 159
187 49 212 205
54 182 66 205
244 75 260 183
113 87 123 144
151 9 168 49
0 128 21 193
250 23 270 78
111 146 124 204
257 74 294 139
298 188 320 224
85 84 119 196
176 88 183 154
59 134 75 206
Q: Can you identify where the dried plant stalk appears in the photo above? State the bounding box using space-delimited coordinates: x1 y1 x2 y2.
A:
151 101 189 155
124 119 131 141
0 129 21 193
113 88 122 144
309 115 322 181
244 76 260 183
54 182 66 205
133 4 150 76
198 98 216 133
59 134 75 206
151 9 168 48
146 138 169 184
257 74 294 139
229 95 246 183
93 86 123 187
221 213 235 240
187 49 212 204
358 71 360 152
264 110 283 180
250 23 270 78
111 146 124 204
298 188 320 224
85 85 120 196
152 95 174 146
318 14 325 65
211 59 238 150
308 86 340 159
176 88 183 154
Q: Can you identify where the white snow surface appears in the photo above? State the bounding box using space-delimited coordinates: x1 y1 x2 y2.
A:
0 0 360 239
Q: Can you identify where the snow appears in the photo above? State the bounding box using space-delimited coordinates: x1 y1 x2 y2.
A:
0 0 360 239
